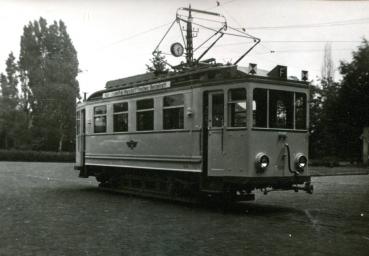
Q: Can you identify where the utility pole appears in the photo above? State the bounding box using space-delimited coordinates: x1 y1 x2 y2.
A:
186 5 194 65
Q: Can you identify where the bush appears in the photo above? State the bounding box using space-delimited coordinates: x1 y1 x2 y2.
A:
0 150 75 162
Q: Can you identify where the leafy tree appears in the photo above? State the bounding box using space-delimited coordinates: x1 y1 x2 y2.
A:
334 39 369 159
310 39 369 161
308 84 323 158
319 79 341 157
146 51 169 75
4 52 19 102
0 52 19 149
18 17 80 151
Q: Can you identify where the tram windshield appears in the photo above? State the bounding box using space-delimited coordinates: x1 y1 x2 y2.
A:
253 88 307 130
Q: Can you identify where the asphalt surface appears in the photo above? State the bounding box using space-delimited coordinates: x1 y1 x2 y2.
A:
0 162 368 256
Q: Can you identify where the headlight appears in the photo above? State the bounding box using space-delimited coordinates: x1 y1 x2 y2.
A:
295 153 307 171
255 153 269 171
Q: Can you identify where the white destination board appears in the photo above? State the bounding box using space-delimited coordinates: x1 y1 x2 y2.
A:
102 81 171 99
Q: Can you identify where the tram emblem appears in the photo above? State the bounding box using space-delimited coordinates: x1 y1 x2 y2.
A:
126 140 138 149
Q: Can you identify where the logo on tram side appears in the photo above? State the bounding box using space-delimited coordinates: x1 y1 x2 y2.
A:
102 81 171 99
126 140 138 149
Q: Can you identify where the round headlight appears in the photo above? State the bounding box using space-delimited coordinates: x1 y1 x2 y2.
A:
295 153 307 171
256 153 269 171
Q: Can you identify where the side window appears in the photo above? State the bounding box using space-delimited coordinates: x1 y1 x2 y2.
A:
163 94 184 130
94 105 107 133
76 111 80 135
269 90 293 129
253 88 267 127
113 102 128 132
295 93 307 129
136 99 154 131
228 88 246 127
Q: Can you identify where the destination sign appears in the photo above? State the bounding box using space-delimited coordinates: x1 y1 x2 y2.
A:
102 81 171 99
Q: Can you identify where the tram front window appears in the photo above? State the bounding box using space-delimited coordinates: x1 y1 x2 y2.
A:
295 93 307 129
253 88 307 130
269 90 293 129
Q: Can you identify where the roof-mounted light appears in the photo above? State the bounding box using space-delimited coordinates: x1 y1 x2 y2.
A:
301 70 309 81
249 63 257 75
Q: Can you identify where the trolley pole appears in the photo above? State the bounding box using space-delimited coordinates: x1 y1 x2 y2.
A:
186 5 194 65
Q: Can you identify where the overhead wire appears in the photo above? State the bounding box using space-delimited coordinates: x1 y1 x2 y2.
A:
243 17 369 30
255 48 353 54
97 22 172 50
215 1 275 54
96 1 368 51
98 0 240 50
93 0 366 73
214 40 363 47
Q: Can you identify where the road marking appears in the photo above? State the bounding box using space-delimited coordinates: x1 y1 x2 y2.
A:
304 209 320 232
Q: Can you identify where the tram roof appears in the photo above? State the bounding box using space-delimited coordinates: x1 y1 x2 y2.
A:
87 64 308 101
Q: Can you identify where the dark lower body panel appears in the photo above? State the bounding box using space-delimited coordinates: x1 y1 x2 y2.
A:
76 164 313 201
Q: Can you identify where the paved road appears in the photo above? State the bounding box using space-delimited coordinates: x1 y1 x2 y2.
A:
0 162 368 256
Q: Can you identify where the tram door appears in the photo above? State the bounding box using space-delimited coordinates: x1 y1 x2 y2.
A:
207 91 226 175
76 109 86 167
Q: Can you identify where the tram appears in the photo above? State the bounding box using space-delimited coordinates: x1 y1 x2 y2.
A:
75 7 313 201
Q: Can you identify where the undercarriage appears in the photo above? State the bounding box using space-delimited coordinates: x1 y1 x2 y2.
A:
77 165 313 202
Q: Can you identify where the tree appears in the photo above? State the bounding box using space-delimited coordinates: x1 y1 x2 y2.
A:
18 17 80 151
334 39 369 159
311 39 369 161
321 42 335 85
309 42 342 160
0 52 19 149
308 84 323 158
146 51 169 75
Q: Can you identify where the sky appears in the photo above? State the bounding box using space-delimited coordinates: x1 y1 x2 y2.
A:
0 0 369 97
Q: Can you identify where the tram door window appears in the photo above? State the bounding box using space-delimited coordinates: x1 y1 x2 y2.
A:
163 94 184 130
211 93 224 127
76 111 80 135
295 93 307 129
113 102 128 132
207 91 225 173
76 111 80 152
94 105 107 133
228 88 247 127
136 99 154 131
253 88 267 127
76 109 85 166
269 90 293 129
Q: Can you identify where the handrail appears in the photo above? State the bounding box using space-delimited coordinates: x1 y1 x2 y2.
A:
285 143 300 176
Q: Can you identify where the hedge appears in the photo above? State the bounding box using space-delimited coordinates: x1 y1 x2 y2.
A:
0 150 75 162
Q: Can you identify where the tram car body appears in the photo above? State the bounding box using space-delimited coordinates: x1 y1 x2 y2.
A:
75 64 312 201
